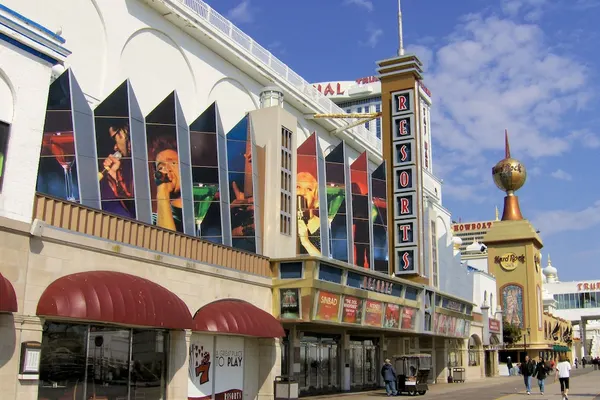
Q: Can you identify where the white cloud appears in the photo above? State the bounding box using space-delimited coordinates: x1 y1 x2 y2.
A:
423 13 589 201
568 129 600 148
344 0 374 12
533 201 600 236
550 169 572 181
501 0 547 20
227 1 253 24
361 26 383 48
268 41 286 55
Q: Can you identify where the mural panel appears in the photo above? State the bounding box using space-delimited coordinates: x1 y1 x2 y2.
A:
36 71 80 202
371 162 388 273
351 152 371 268
94 81 136 218
502 284 524 329
297 133 321 256
190 103 222 243
325 142 348 262
146 93 184 233
227 116 256 252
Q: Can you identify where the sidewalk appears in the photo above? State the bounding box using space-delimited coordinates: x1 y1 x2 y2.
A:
497 370 600 399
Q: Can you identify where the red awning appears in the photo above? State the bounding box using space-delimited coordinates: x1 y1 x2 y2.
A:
193 299 284 338
37 271 192 330
0 273 17 313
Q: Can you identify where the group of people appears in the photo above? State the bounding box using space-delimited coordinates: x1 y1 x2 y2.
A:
573 356 600 369
507 355 572 399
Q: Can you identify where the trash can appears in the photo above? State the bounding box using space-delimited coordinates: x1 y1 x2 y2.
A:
452 367 466 383
274 376 298 400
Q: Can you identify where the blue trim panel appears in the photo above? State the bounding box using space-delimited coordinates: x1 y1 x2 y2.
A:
0 19 70 58
0 4 66 43
0 31 57 64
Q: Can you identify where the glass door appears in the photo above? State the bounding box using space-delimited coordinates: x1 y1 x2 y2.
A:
299 335 340 395
364 340 378 387
349 341 364 388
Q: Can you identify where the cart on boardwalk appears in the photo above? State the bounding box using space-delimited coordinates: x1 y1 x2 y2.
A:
393 354 431 396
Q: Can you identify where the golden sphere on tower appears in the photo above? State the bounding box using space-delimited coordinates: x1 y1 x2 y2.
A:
492 158 527 193
491 130 527 194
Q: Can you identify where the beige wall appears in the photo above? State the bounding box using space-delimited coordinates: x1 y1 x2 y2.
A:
250 106 298 259
0 217 280 400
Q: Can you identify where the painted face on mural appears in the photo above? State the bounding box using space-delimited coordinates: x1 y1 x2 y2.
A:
109 126 130 157
297 172 318 209
155 149 181 193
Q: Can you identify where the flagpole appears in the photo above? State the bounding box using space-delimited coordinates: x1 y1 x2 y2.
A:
398 0 405 56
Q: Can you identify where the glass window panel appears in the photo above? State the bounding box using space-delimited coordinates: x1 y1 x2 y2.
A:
86 327 130 400
38 322 87 400
130 330 168 400
280 262 303 279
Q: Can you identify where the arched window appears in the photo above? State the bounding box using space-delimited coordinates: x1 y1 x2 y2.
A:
544 321 548 339
484 290 488 305
468 335 481 366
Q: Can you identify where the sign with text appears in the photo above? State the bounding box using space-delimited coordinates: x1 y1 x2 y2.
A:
342 296 363 324
577 282 600 291
489 318 501 333
494 253 525 271
314 291 341 322
364 300 383 327
360 276 394 295
441 297 465 313
389 88 419 276
453 221 493 232
280 288 300 319
384 303 400 328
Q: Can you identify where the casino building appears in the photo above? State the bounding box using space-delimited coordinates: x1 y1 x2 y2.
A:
0 1 480 399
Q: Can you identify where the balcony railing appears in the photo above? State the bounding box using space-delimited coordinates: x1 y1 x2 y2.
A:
33 194 271 277
176 0 382 152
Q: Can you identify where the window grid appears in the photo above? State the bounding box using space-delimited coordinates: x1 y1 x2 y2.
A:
280 127 293 235
338 97 382 109
375 104 381 139
554 292 600 309
431 220 438 287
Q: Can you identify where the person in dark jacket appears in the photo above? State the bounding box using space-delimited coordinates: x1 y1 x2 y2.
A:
507 356 514 376
381 359 398 396
535 357 549 395
520 356 536 395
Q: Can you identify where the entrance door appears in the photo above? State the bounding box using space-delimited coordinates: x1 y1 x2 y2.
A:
348 339 380 390
299 336 339 395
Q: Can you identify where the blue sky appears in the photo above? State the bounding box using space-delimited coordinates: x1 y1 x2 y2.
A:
205 0 600 282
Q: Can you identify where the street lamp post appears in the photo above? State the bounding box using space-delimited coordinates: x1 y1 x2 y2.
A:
523 328 531 361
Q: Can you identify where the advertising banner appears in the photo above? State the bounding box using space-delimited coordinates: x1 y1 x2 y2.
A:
213 336 244 400
188 335 244 400
188 334 214 400
401 307 416 330
364 300 383 327
280 288 300 319
314 291 341 322
341 296 363 324
297 133 322 256
350 152 371 269
325 142 349 262
489 318 501 333
384 303 400 329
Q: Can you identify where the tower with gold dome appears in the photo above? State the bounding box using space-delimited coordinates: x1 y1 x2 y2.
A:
483 132 571 361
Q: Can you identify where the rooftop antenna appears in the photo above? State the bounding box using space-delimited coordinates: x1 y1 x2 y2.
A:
398 0 405 56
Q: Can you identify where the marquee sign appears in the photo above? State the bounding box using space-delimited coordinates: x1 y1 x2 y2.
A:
577 282 600 291
489 319 501 333
391 89 419 275
494 253 525 271
452 221 493 232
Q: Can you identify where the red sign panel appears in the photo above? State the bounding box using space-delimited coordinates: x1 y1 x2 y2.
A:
342 296 363 324
489 318 501 333
314 291 340 322
364 300 383 327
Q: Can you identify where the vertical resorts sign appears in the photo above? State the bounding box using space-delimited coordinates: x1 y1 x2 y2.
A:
391 88 419 275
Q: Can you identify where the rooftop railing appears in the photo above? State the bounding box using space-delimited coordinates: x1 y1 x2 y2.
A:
177 0 382 152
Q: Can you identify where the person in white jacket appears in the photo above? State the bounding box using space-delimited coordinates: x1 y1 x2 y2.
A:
555 356 572 400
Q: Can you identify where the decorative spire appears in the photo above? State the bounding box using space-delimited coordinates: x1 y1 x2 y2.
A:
495 206 499 221
398 0 405 56
492 130 527 221
547 254 552 266
505 129 511 159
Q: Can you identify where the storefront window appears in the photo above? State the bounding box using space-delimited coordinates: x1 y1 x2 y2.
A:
38 322 168 400
468 335 481 366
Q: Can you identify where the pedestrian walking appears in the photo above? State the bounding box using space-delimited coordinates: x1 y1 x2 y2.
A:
556 355 571 400
507 356 514 376
582 357 586 369
520 356 536 395
381 358 398 396
574 357 578 369
535 357 549 395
